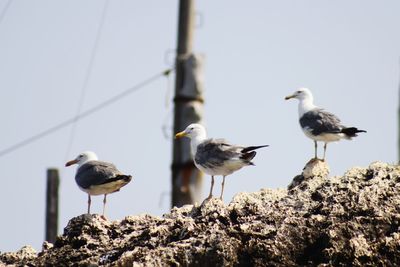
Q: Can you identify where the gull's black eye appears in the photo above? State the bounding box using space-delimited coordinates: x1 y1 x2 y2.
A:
190 127 194 130
297 90 302 94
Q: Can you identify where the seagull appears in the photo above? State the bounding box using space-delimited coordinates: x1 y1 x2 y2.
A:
175 124 268 200
285 88 366 160
65 151 132 216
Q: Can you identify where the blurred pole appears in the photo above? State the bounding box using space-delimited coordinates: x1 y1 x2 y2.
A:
45 168 59 243
172 0 204 207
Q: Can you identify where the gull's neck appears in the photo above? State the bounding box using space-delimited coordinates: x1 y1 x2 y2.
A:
298 97 317 117
78 156 98 168
190 132 207 156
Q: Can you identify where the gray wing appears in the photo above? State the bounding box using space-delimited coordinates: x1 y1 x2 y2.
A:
299 108 343 135
75 161 122 189
195 138 242 169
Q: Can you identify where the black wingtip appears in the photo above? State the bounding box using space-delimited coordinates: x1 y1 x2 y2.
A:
240 151 257 162
122 175 133 182
341 127 367 137
98 174 132 187
113 174 132 183
241 145 269 153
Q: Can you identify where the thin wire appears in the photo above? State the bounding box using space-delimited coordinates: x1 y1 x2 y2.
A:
0 69 173 158
161 108 173 140
161 49 176 139
64 0 110 159
0 0 12 25
164 66 173 108
161 68 173 140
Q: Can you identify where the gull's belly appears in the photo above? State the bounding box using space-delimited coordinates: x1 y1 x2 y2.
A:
302 128 343 142
194 159 245 176
79 180 128 195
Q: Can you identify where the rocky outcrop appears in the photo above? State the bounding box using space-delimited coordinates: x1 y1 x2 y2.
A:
1 161 400 266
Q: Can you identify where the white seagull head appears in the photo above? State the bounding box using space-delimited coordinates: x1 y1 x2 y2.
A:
285 88 313 102
175 123 207 140
65 151 98 167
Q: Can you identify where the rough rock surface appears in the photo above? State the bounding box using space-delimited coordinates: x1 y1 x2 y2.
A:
1 161 400 266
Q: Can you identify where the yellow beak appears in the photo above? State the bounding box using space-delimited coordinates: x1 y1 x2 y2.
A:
285 94 295 100
175 131 187 139
65 159 78 167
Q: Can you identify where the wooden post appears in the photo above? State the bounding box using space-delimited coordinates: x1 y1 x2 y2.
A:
172 0 204 207
45 168 59 243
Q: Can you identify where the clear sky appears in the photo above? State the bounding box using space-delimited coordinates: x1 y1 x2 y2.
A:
0 0 398 252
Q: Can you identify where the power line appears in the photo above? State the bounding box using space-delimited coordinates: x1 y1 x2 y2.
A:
0 68 173 158
65 0 110 159
0 0 12 25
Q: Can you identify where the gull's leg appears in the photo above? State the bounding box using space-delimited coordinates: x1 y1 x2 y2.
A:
207 176 215 199
314 141 318 159
323 143 327 161
87 194 91 214
102 194 107 217
220 176 226 200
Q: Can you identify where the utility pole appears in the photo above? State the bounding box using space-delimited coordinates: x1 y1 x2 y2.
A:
172 0 204 207
45 168 59 243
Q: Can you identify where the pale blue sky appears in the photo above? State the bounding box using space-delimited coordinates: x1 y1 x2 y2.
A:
0 0 398 252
